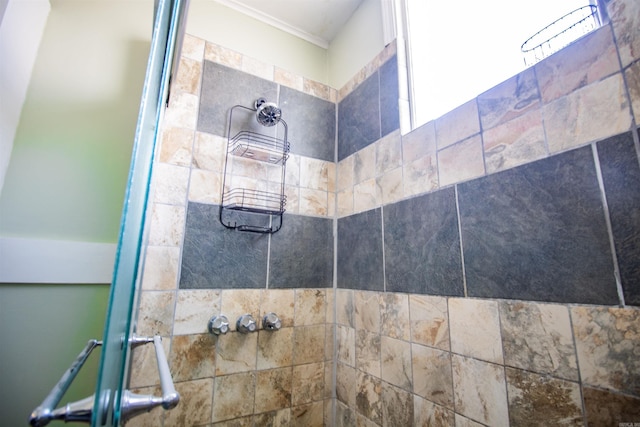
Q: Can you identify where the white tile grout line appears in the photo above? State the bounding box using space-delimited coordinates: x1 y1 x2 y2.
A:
454 185 469 298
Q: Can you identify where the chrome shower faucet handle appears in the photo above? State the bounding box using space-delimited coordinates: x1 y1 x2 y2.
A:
208 315 230 335
262 312 282 331
236 314 257 333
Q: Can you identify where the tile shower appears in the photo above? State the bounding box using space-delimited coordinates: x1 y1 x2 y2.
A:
129 0 640 425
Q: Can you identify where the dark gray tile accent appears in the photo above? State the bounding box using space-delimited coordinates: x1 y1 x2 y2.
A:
198 61 278 138
269 214 333 288
338 73 380 161
180 202 269 289
458 146 618 304
383 188 464 296
279 86 336 162
379 57 400 137
338 209 384 291
597 131 640 306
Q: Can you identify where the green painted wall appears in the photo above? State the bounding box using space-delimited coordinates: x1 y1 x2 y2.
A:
0 284 110 427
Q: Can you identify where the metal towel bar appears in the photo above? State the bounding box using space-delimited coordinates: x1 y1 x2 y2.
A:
29 335 179 426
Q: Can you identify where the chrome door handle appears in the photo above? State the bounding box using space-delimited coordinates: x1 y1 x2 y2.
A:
29 339 102 427
120 335 180 421
29 336 179 426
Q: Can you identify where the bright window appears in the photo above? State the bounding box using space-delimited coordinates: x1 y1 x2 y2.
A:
405 0 596 128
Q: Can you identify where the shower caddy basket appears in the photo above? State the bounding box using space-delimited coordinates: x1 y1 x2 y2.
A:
219 100 289 233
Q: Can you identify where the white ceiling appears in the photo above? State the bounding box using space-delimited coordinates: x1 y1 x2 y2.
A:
214 0 365 48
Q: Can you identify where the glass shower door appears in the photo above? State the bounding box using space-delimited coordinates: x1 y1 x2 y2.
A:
92 0 187 425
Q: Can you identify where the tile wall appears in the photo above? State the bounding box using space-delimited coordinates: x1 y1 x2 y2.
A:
128 0 640 425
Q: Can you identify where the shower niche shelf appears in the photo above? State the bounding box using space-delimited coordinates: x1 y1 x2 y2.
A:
220 102 289 234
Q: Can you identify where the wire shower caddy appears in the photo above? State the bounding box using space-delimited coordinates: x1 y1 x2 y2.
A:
219 103 290 233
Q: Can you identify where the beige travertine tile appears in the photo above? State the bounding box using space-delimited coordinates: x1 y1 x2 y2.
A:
478 68 540 130
409 294 449 350
293 325 326 365
537 25 619 103
212 372 256 422
174 56 202 96
437 135 485 187
255 367 293 413
136 291 175 336
284 153 301 187
571 306 640 395
327 161 336 193
257 327 294 370
294 289 326 326
413 395 454 427
381 383 414 426
337 188 354 217
284 184 300 215
173 289 221 335
336 324 356 366
353 178 379 213
336 288 354 327
181 34 205 61
125 386 163 427
376 167 403 205
241 55 274 80
626 60 640 123
544 73 632 153
254 408 291 427
304 79 332 101
354 291 380 333
299 188 328 216
188 169 222 204
261 289 295 328
141 246 180 290
483 107 547 174
376 130 402 176
220 289 262 331
211 415 253 426
148 203 185 246
355 329 381 377
452 354 509 426
336 362 356 408
411 343 453 408
230 156 269 180
337 156 354 191
506 367 582 426
454 413 487 427
129 338 171 388
158 127 194 167
215 332 258 375
500 301 578 381
193 132 226 172
355 371 383 425
204 42 242 69
449 298 503 364
354 144 376 184
324 358 334 398
292 362 325 406
163 92 198 130
403 152 438 197
300 157 330 191
608 0 640 67
325 288 335 324
583 386 640 426
381 336 412 391
402 120 437 163
164 378 213 427
275 67 304 91
169 334 216 381
335 400 356 427
292 401 324 426
435 99 480 149
380 293 410 341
